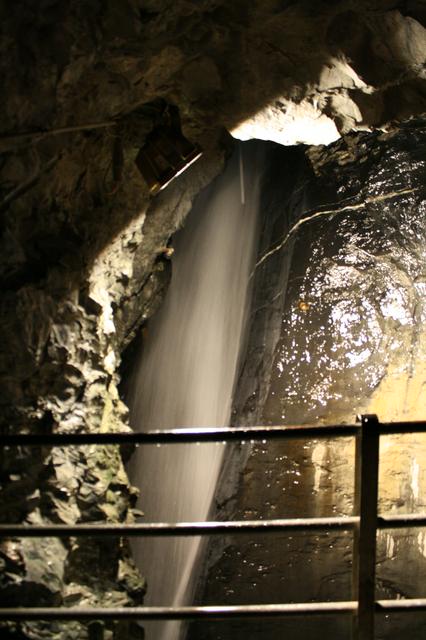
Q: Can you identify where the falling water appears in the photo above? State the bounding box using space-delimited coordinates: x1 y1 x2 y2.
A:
128 144 262 640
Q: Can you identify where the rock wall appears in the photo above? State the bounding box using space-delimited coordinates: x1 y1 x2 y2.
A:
0 1 425 639
0 125 222 638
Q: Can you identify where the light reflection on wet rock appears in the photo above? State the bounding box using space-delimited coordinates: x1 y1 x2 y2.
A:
263 134 426 425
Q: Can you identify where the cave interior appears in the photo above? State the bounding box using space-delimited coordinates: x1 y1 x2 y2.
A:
1 2 426 640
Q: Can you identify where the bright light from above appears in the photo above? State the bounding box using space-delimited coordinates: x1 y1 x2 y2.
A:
231 99 340 146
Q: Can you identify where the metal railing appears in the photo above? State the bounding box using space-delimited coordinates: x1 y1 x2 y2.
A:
1 414 426 639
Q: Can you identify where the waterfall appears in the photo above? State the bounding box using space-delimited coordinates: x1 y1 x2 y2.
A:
128 144 262 640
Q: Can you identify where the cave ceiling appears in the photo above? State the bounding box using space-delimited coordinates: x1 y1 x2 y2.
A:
1 0 425 369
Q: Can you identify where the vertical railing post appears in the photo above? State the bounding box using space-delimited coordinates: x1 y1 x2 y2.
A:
352 414 380 640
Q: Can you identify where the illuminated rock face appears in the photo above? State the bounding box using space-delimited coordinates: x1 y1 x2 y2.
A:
264 129 426 427
188 123 426 640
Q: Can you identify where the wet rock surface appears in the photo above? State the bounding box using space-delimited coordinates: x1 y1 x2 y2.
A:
189 122 426 640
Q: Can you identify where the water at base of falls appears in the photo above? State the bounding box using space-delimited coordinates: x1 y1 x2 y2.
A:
128 144 262 640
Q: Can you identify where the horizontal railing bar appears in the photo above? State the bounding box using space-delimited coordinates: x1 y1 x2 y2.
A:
0 602 357 620
379 421 426 435
376 599 426 611
3 513 426 538
2 420 426 447
2 600 425 621
0 516 358 538
378 514 426 528
0 424 360 446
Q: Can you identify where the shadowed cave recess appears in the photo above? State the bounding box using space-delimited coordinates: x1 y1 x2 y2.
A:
1 2 426 640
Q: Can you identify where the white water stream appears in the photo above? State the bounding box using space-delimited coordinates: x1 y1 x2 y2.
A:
129 146 262 640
